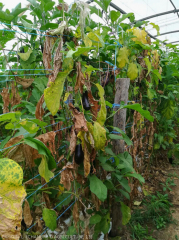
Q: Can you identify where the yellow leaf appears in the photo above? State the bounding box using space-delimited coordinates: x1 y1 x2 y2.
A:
64 92 70 102
38 156 54 182
128 27 147 44
93 122 106 151
96 83 107 126
134 201 142 206
84 35 92 47
57 185 64 197
117 47 129 69
88 29 104 48
127 63 138 80
0 158 26 240
18 49 32 61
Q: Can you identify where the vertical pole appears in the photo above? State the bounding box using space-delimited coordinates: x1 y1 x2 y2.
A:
110 78 130 238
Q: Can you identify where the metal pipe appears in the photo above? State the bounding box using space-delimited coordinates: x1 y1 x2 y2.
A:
135 9 179 22
169 0 179 18
169 40 179 44
154 30 179 37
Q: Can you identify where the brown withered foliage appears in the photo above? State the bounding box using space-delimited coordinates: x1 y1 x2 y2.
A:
11 82 22 107
83 142 91 178
69 103 88 132
35 217 43 232
83 226 90 240
91 193 101 211
72 202 79 232
48 38 63 86
15 76 34 88
1 88 10 113
35 94 44 121
75 62 85 94
69 127 77 155
88 91 99 119
23 199 33 226
57 3 68 11
43 34 52 70
36 131 56 157
60 164 75 191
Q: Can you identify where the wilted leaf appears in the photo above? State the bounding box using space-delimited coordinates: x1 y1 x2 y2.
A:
93 122 106 151
60 164 75 191
24 199 33 226
117 46 129 68
121 202 131 225
144 57 151 76
96 83 106 126
88 91 99 119
10 82 21 108
18 49 32 61
89 175 107 202
43 35 52 70
88 29 104 48
36 131 56 157
84 226 90 240
42 208 57 231
49 21 66 36
129 27 147 44
38 156 54 182
69 103 88 132
15 76 34 88
127 63 138 80
1 88 10 113
75 62 85 94
62 58 74 73
72 202 79 231
44 71 70 116
150 23 160 35
35 94 44 121
69 128 77 155
0 158 26 240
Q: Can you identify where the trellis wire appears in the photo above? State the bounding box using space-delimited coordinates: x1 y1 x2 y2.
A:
0 68 52 71
0 73 51 77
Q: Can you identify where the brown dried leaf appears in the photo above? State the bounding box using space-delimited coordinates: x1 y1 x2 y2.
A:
35 236 42 240
84 143 90 178
48 38 63 86
35 94 44 121
75 62 85 94
23 144 35 168
24 199 33 226
91 193 101 211
15 76 34 88
60 164 75 191
84 226 90 240
36 131 56 157
57 3 69 11
35 216 43 232
69 103 88 132
11 81 21 107
73 202 79 231
1 88 10 113
88 91 99 119
43 35 52 70
69 128 77 155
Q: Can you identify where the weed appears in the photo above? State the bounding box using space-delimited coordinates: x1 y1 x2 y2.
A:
160 177 176 192
130 223 155 240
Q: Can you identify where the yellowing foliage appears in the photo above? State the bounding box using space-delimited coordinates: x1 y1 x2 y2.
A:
116 47 129 68
128 27 147 44
127 63 138 80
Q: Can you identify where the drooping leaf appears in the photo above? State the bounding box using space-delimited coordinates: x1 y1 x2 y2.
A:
0 10 14 21
127 63 138 80
0 158 26 240
150 23 160 35
96 83 107 126
121 202 131 225
88 30 104 48
116 47 129 69
129 27 147 44
44 71 69 116
89 175 107 202
144 57 151 76
93 122 106 151
18 49 33 61
147 88 156 100
38 156 54 182
42 208 57 231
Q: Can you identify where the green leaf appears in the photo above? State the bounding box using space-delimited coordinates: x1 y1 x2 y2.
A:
100 163 115 172
111 127 133 146
38 156 54 182
162 100 175 119
119 189 130 200
118 13 135 23
0 10 14 21
147 88 156 100
96 83 107 126
122 103 154 122
0 158 26 239
125 173 145 183
110 10 121 23
108 134 123 140
144 57 151 76
44 1 55 12
27 0 39 8
18 49 33 61
44 71 70 116
105 147 115 156
90 214 102 224
93 122 106 151
0 136 11 150
90 6 102 18
121 202 131 225
11 4 28 18
89 175 107 202
42 208 57 231
118 177 131 193
127 63 138 80
150 23 160 35
95 213 110 234
66 225 77 235
40 23 59 31
0 112 21 122
20 18 33 33
73 47 94 58
153 69 161 80
20 120 39 134
103 0 112 12
88 30 105 48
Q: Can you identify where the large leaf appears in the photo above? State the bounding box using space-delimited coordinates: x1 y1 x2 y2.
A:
0 10 14 21
93 122 106 151
90 214 102 224
90 6 102 18
122 103 154 122
162 100 175 119
12 3 28 18
103 0 112 12
18 49 33 61
88 30 104 48
96 83 107 126
110 10 121 23
127 63 138 80
117 47 129 69
0 158 26 239
121 202 131 225
38 156 54 182
95 213 110 234
44 1 55 12
42 208 57 231
44 71 69 116
89 175 107 202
